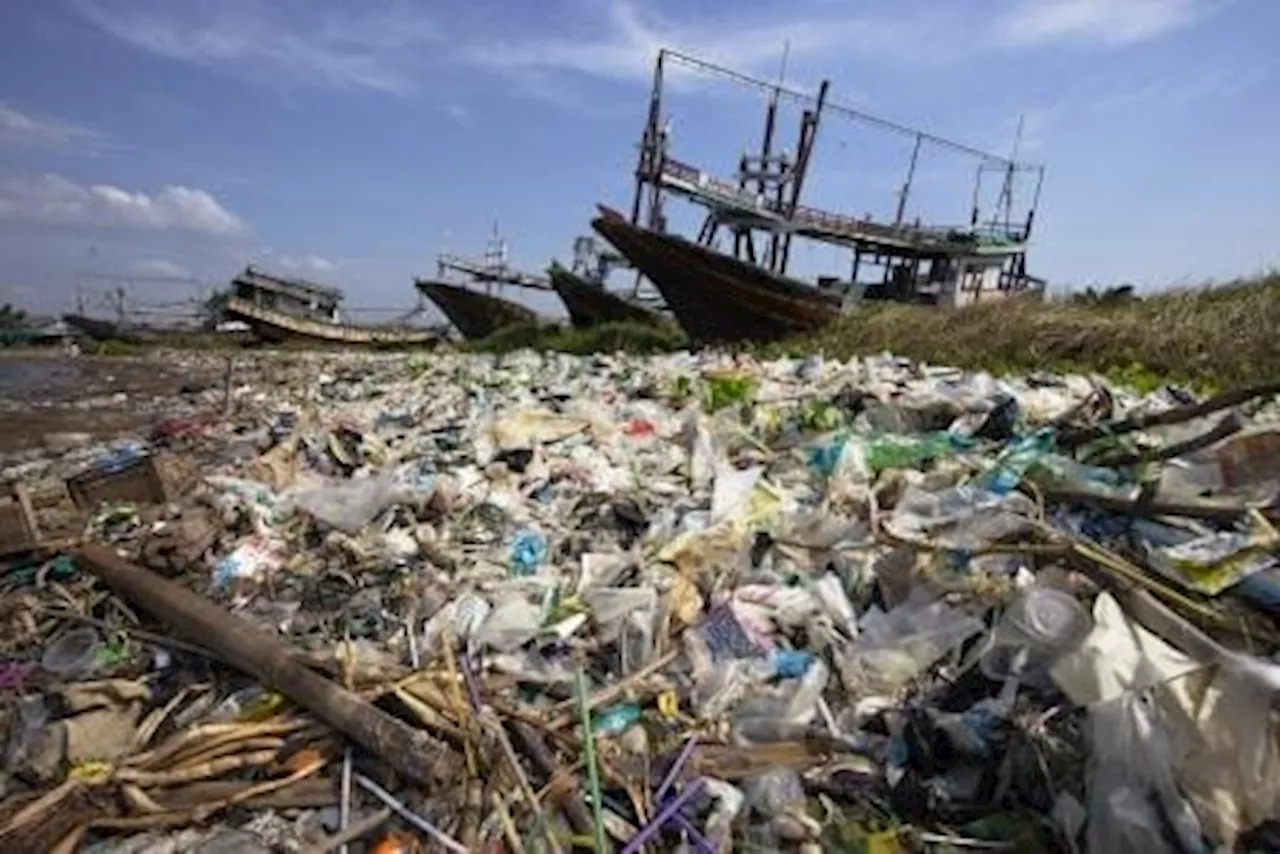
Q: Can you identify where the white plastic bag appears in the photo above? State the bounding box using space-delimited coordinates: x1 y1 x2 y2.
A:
1086 694 1207 854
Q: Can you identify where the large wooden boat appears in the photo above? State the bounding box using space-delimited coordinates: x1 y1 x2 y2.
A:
413 280 538 341
547 263 668 329
598 49 1047 344
591 208 841 343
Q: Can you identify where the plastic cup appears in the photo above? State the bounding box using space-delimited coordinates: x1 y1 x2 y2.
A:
979 587 1091 681
40 628 103 677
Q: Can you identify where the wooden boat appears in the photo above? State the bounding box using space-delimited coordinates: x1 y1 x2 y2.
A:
547 264 667 329
224 297 437 346
590 207 841 343
414 280 538 340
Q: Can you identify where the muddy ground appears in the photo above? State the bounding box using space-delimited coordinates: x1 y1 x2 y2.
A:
0 350 232 454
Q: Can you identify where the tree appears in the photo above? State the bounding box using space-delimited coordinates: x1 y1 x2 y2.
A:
0 303 29 328
201 289 231 330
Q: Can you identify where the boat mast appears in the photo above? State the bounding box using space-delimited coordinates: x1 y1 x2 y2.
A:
632 50 667 229
777 79 828 276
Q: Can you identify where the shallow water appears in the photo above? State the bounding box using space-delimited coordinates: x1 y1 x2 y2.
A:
0 357 89 401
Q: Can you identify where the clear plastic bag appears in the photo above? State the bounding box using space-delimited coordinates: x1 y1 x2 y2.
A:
1086 693 1208 854
841 591 984 694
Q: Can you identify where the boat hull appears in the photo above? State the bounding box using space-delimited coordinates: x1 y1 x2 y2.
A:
225 297 436 347
590 211 841 344
547 265 667 329
415 280 538 340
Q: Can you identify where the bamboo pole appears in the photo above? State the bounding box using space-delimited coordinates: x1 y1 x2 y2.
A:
73 544 448 787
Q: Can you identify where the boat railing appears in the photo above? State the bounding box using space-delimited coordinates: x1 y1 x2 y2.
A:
659 158 1028 250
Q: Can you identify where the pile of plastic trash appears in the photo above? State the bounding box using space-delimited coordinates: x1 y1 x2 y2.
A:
3 348 1280 853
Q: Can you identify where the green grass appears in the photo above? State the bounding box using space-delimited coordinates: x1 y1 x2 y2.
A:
762 272 1280 390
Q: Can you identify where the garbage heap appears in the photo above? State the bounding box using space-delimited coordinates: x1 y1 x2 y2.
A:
3 349 1280 853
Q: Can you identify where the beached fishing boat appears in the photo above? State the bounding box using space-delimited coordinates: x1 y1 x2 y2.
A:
546 234 667 330
413 280 538 340
415 228 549 340
547 264 667 329
601 49 1047 343
225 268 436 346
591 208 840 342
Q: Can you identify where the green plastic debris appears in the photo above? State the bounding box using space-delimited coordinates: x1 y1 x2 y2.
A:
864 432 967 473
704 373 757 413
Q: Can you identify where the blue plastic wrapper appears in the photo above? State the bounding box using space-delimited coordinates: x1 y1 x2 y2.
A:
94 443 143 475
772 649 814 679
592 703 642 735
509 528 548 576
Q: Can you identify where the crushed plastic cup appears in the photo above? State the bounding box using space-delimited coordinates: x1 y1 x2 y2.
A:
41 627 103 677
980 587 1091 681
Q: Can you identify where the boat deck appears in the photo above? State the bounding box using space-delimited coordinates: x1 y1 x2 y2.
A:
225 297 436 345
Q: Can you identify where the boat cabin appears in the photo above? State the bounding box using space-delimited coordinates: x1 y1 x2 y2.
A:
231 267 343 323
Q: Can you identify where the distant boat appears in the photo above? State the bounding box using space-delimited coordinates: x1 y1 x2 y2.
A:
591 207 841 343
414 280 538 340
62 314 146 344
225 267 436 347
547 263 668 329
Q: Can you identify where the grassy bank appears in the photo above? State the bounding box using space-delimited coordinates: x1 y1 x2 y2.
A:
775 273 1280 390
463 275 1278 390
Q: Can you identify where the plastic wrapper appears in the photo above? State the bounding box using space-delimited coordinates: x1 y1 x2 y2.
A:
841 591 984 695
211 536 284 591
885 484 1033 550
508 527 548 575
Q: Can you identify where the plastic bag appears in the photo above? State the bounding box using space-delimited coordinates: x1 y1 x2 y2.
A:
1086 694 1208 854
292 472 402 535
711 461 764 523
475 598 544 652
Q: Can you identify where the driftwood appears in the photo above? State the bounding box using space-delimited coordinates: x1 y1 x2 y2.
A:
1044 485 1273 523
74 544 449 787
1059 383 1280 448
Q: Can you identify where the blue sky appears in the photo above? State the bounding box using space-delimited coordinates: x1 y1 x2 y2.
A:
0 0 1277 321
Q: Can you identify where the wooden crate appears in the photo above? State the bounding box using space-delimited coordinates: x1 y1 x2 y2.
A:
67 455 168 510
0 484 41 554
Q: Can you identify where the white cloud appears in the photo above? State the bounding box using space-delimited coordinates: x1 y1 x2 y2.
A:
0 173 245 235
130 258 191 278
996 0 1206 47
74 0 439 94
0 103 104 150
445 104 472 126
464 0 904 83
275 254 336 274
